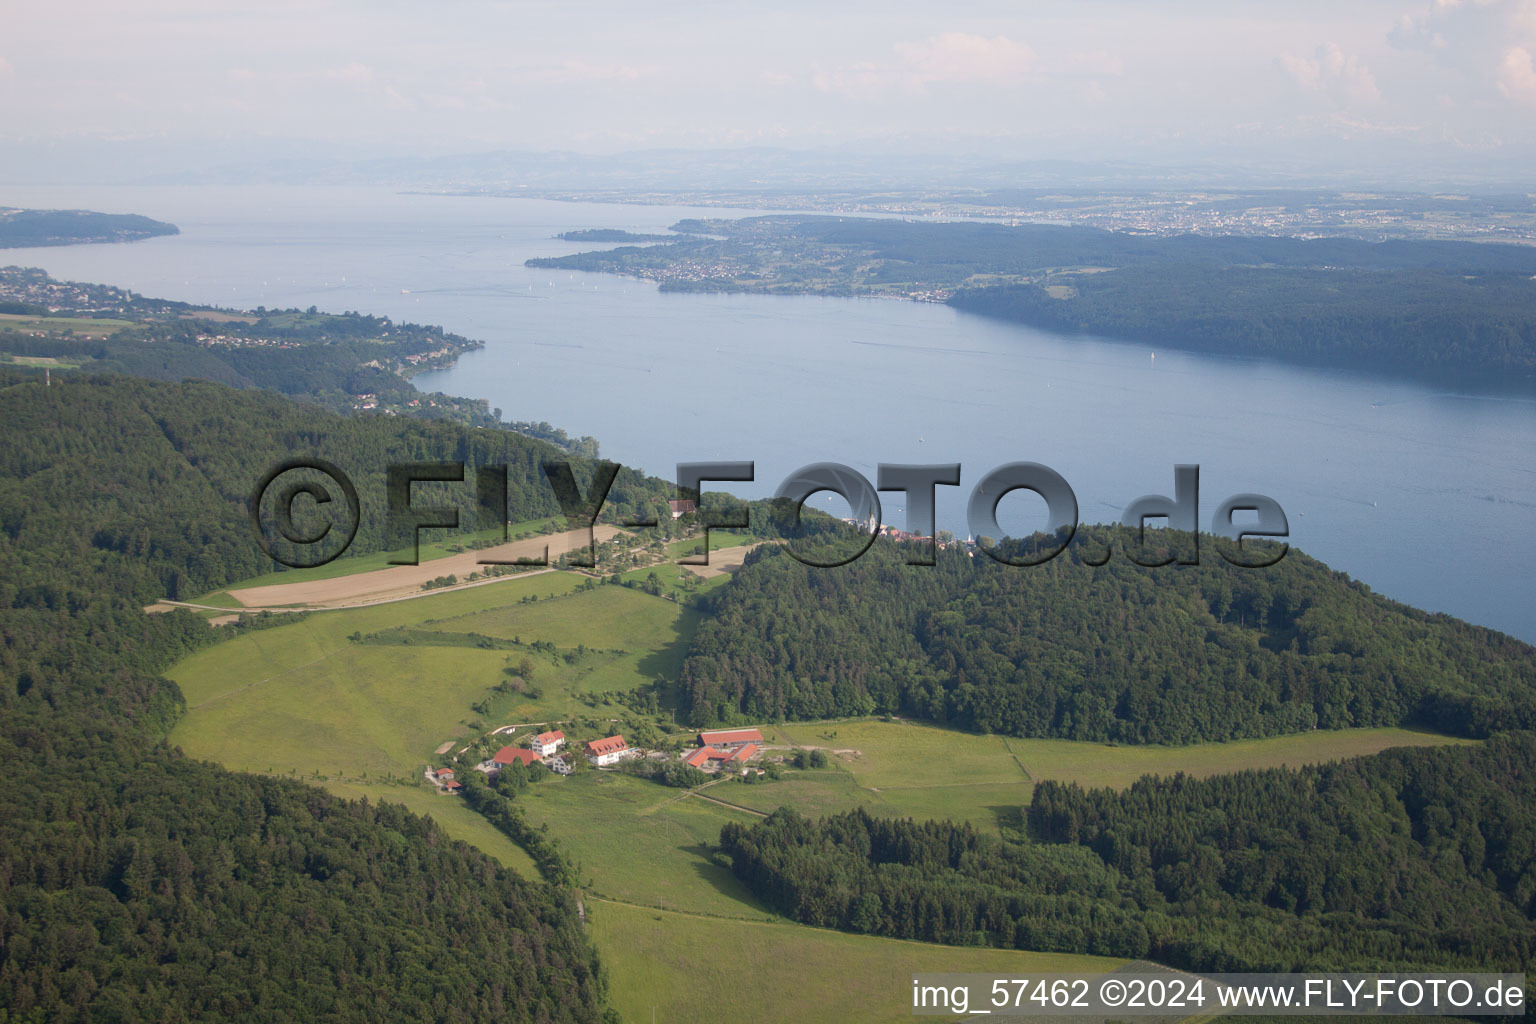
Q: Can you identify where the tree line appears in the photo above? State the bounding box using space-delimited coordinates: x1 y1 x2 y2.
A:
0 369 636 1021
679 534 1536 741
950 265 1536 376
536 214 1536 376
720 735 1536 976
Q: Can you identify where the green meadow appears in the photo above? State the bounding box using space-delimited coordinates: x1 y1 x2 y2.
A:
421 581 701 694
516 771 767 918
168 572 697 778
166 569 1479 1024
713 719 1473 830
617 560 731 601
0 312 140 337
590 899 1124 1024
4 354 84 368
664 528 753 560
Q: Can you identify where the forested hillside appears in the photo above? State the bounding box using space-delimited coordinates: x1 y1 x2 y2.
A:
949 266 1536 374
533 215 1536 376
679 537 1536 741
0 371 640 1021
721 735 1536 974
0 208 179 247
0 372 671 602
0 711 607 1022
0 267 509 425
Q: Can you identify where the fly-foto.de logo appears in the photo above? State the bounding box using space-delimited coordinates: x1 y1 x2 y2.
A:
250 458 1287 570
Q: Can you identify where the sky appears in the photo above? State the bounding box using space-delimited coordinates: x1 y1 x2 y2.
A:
3 1 1536 178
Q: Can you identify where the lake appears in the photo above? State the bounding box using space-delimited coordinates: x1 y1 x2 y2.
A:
4 184 1534 641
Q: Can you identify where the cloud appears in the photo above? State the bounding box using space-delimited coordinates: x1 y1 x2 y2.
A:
1280 43 1380 103
1389 0 1536 105
321 62 374 84
814 32 1035 98
227 63 377 87
1280 52 1323 90
1497 45 1536 101
0 56 12 76
893 33 1036 85
811 62 904 100
1061 50 1124 77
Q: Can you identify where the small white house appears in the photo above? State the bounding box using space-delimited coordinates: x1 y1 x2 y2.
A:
529 730 565 757
585 735 631 767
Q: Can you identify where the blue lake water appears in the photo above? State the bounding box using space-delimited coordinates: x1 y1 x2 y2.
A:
5 184 1534 641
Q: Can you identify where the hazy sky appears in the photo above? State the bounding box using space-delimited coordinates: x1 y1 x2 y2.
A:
4 1 1536 170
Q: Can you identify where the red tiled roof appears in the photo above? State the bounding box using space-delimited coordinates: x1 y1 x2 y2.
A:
434 767 455 777
533 730 565 744
585 735 628 756
668 499 696 513
494 746 542 766
728 743 760 762
444 780 462 791
698 728 763 746
683 747 716 768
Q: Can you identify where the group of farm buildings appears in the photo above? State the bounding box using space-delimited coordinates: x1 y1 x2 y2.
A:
434 726 767 792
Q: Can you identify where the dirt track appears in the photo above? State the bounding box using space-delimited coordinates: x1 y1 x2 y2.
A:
680 542 762 580
226 525 624 610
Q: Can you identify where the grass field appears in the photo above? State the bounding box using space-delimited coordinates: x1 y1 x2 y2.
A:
421 582 701 694
516 771 769 918
713 719 1475 830
205 518 568 599
166 571 676 778
4 354 84 368
664 528 752 560
0 312 140 337
617 561 730 601
215 521 744 602
168 573 1479 1023
591 899 1124 1024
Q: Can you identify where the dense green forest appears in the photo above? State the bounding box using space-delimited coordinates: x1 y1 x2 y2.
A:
555 229 683 242
0 370 675 1020
720 735 1536 974
0 267 518 425
0 208 179 247
0 373 673 600
678 536 1536 741
949 266 1536 374
4 259 1534 1016
0 711 607 1022
532 214 1536 376
548 215 1536 280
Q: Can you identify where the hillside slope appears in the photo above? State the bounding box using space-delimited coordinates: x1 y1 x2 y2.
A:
0 372 637 1022
680 538 1536 741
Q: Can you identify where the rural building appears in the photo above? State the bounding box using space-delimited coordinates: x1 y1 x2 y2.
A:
585 735 632 767
529 730 566 757
443 779 463 794
697 728 763 748
434 767 456 782
668 499 696 519
494 746 543 768
683 744 759 770
548 757 573 776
